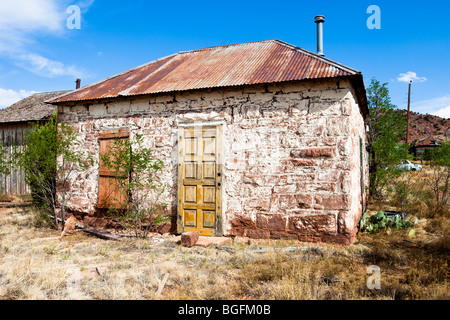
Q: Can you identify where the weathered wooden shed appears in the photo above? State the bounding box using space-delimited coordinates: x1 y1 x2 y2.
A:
0 91 69 195
414 137 444 159
49 39 369 244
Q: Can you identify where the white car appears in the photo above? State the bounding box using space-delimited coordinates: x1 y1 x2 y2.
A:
395 160 422 171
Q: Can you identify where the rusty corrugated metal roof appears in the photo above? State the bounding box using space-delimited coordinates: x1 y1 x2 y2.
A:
49 39 363 104
416 136 444 147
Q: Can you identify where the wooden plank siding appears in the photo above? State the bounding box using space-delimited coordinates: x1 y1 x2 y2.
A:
0 123 31 195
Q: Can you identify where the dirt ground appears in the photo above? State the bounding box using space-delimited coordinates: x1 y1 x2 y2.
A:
0 205 448 300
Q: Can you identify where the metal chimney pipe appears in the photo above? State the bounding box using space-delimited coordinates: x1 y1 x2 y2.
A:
76 79 81 89
315 15 325 57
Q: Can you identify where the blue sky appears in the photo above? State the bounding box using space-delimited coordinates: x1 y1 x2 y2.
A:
0 0 449 118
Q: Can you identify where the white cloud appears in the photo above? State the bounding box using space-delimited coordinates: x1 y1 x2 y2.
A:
0 0 67 53
0 0 64 34
0 88 38 109
16 53 85 78
412 94 450 118
431 106 450 119
0 0 93 79
397 71 427 83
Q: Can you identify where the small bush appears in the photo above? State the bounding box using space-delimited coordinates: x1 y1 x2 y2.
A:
360 211 418 233
100 133 170 238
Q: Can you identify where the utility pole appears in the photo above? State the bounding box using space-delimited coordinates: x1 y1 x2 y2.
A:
406 81 412 159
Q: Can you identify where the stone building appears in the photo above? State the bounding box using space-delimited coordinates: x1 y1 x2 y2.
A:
49 39 369 245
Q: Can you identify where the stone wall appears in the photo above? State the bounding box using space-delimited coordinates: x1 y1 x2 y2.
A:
57 78 367 244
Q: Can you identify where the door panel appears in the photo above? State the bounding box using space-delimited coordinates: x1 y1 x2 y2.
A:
203 211 215 228
184 186 197 203
177 125 222 236
184 210 197 227
203 162 215 179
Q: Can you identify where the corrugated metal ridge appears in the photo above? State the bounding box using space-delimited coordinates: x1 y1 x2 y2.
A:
270 39 361 75
175 39 359 76
176 39 360 76
178 39 278 54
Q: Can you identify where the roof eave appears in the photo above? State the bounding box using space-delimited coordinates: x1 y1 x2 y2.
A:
49 75 369 122
347 73 369 120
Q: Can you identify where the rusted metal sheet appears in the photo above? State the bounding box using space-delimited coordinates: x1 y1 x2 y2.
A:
49 39 361 104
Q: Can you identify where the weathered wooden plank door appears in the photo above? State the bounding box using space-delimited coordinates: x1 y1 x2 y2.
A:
0 124 30 195
177 125 222 236
98 129 130 209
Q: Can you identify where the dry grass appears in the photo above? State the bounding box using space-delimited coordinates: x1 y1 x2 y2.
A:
0 194 29 203
1 205 448 300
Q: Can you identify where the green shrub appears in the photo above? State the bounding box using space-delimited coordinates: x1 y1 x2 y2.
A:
360 211 418 233
100 133 170 238
13 114 92 229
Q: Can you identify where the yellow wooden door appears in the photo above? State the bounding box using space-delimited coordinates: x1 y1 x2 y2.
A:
177 125 222 236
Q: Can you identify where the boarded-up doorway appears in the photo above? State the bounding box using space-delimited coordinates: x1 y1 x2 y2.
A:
98 128 130 210
177 125 223 236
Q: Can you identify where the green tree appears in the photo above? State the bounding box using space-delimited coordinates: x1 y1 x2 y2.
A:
366 78 407 199
422 148 434 162
100 133 170 238
15 114 92 229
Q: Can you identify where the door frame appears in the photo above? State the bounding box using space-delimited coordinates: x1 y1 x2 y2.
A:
176 122 223 236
